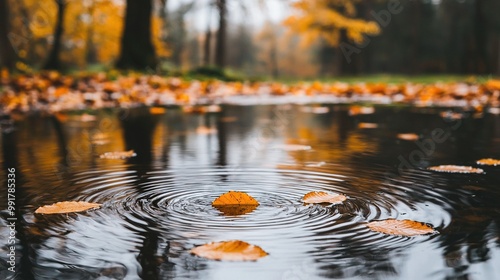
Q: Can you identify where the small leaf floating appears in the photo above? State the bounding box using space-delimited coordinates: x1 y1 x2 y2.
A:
35 201 101 214
367 219 437 236
397 133 419 141
191 240 268 261
358 123 378 129
100 150 137 159
302 191 347 204
212 191 259 206
428 165 484 174
476 158 500 166
212 191 259 216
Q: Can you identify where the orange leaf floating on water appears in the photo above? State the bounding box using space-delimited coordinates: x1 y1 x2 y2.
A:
397 133 419 141
476 158 500 166
100 150 136 159
35 201 101 214
366 219 437 236
358 123 378 129
190 240 268 261
302 191 347 204
428 165 484 174
149 107 166 115
212 191 259 206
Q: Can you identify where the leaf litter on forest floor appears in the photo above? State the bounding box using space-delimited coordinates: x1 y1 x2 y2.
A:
35 201 101 214
428 165 484 174
366 219 437 236
302 191 347 204
191 240 268 261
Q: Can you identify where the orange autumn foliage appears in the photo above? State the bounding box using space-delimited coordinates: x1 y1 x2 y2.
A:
366 219 436 236
191 240 268 261
35 201 101 214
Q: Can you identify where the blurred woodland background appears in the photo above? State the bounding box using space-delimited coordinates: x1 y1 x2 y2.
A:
1 0 500 79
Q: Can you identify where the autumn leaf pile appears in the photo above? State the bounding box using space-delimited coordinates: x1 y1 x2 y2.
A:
1 72 500 114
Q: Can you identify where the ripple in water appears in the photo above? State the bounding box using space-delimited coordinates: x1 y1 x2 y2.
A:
29 166 453 278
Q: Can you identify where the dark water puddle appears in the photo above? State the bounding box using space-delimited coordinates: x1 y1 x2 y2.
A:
0 105 499 279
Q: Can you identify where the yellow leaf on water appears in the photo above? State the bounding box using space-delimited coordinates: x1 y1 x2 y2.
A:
367 219 437 236
397 133 419 141
428 165 484 174
302 191 347 204
35 201 101 214
212 191 259 206
191 240 268 261
476 158 500 166
100 150 137 159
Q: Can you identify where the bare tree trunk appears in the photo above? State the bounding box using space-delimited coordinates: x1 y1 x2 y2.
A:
85 3 97 65
116 0 157 70
215 0 227 68
0 0 17 69
203 4 213 66
43 0 66 70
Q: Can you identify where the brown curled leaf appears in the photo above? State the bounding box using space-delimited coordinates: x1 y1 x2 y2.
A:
35 201 101 214
191 240 268 261
367 219 437 236
302 191 347 204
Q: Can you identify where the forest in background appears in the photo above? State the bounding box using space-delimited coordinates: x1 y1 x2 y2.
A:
0 0 500 79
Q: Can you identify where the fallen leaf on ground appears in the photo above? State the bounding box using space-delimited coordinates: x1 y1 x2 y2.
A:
212 191 259 206
397 133 419 141
35 201 101 214
149 107 166 115
191 240 268 261
358 123 378 129
366 219 436 236
428 165 484 174
100 150 136 159
476 158 500 166
302 191 347 204
277 144 312 151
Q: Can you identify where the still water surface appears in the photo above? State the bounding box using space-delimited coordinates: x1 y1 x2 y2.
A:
1 105 499 279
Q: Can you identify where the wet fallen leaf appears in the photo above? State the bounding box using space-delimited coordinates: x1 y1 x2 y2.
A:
35 201 101 214
149 107 166 115
428 165 484 174
358 123 378 129
190 240 268 261
397 133 419 141
302 191 347 204
212 191 259 206
213 205 258 216
366 219 436 236
277 144 312 151
476 158 500 166
100 150 137 159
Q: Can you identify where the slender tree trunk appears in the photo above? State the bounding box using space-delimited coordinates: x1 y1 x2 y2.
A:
0 0 17 69
43 0 66 70
203 5 213 66
116 0 157 70
215 0 227 68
